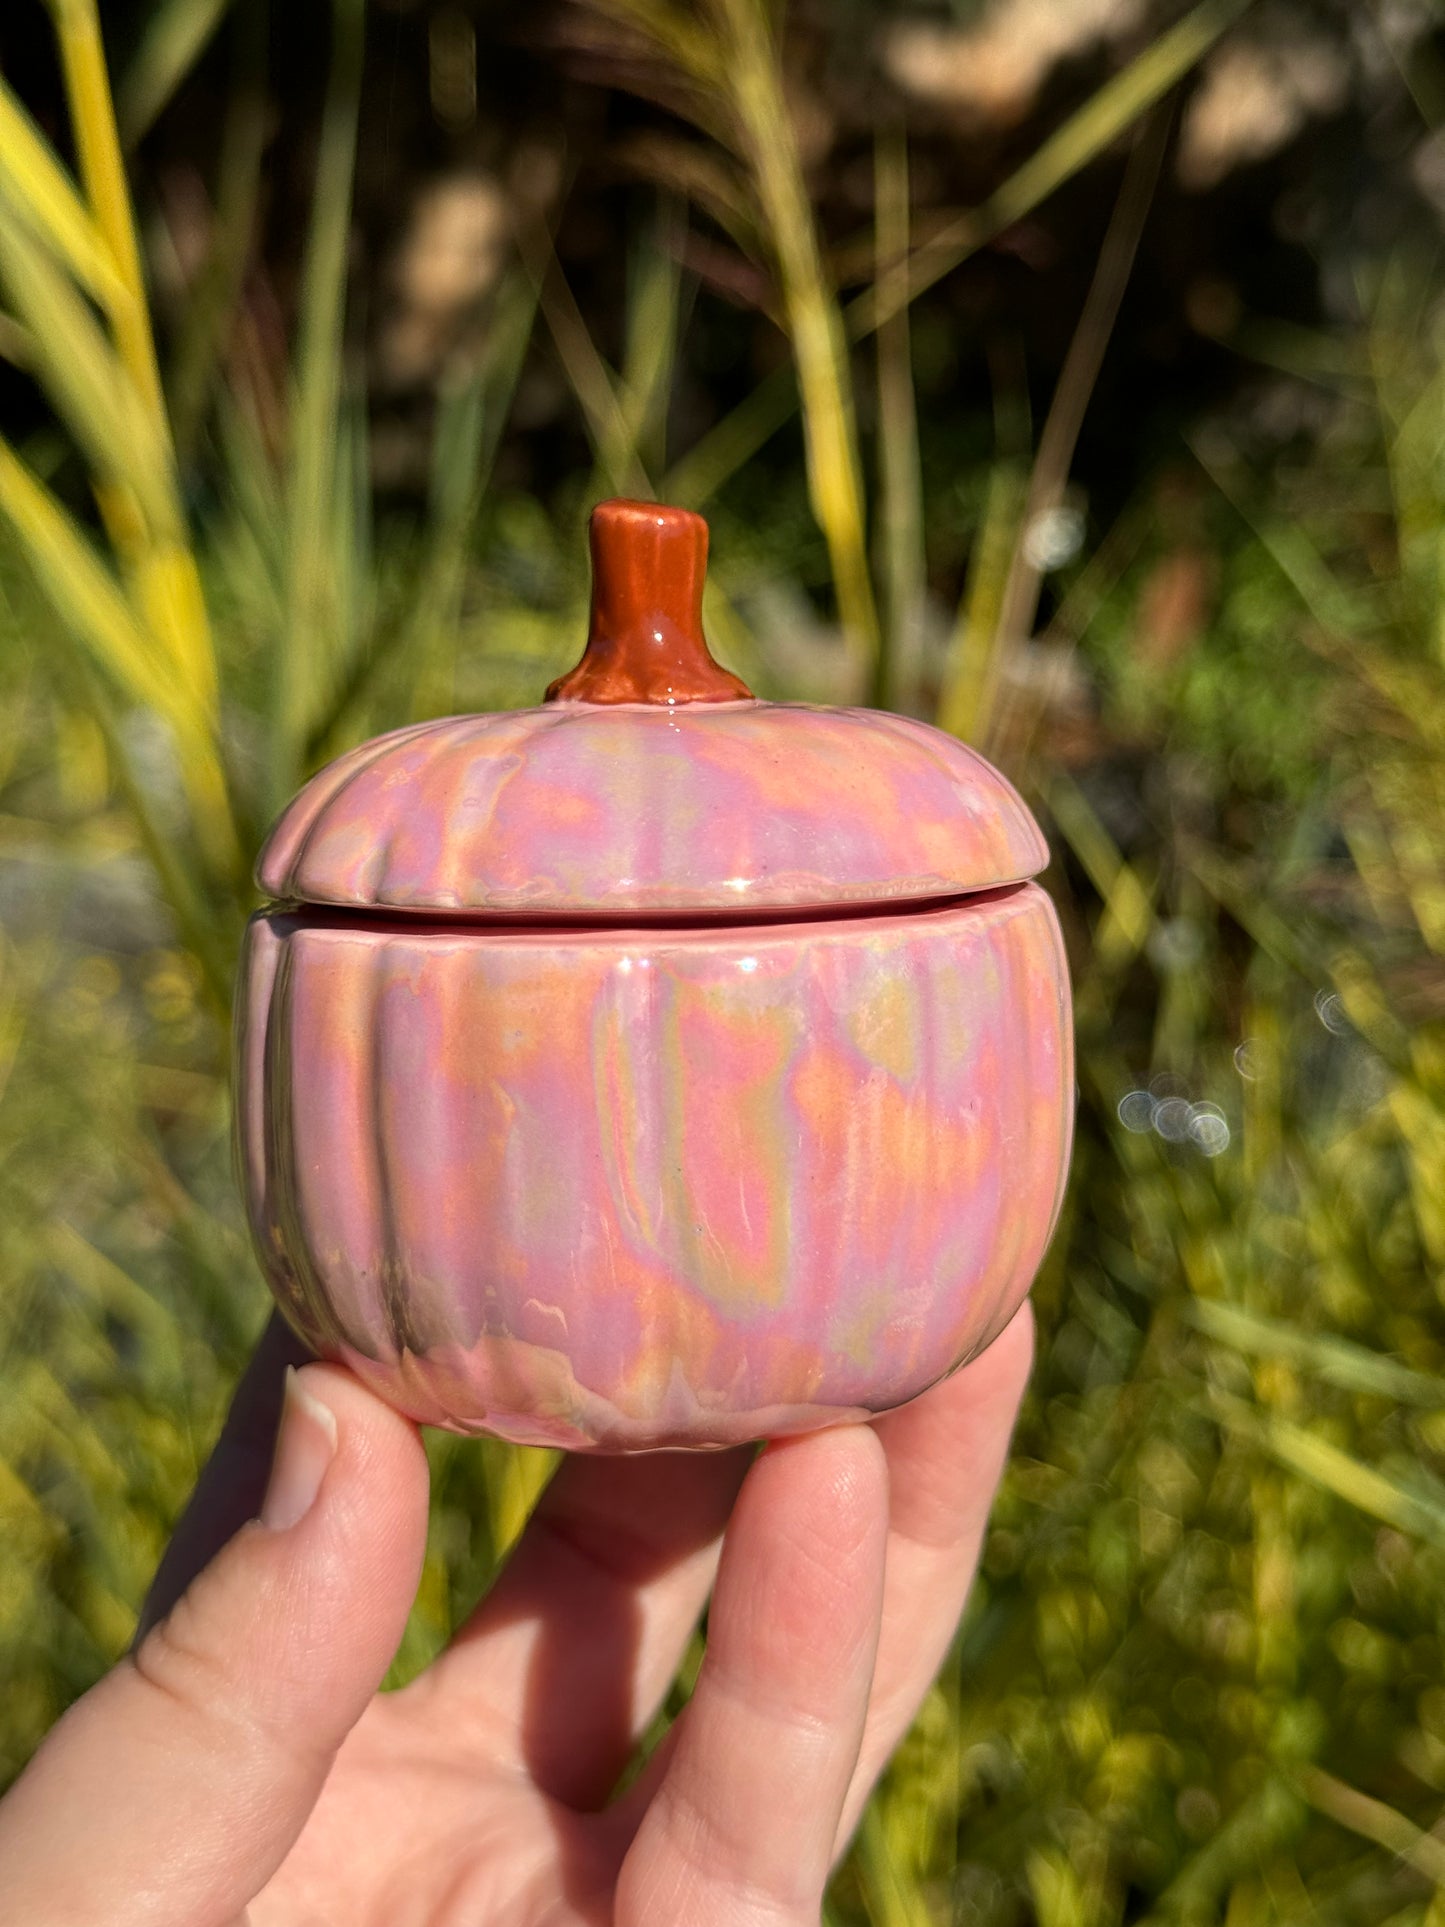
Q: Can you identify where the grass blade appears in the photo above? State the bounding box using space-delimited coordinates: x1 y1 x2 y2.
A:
1293 1766 1445 1888
118 0 234 148
665 0 1256 513
0 78 127 309
862 0 1256 337
0 436 179 722
982 105 1169 752
0 213 182 550
855 1801 937 1927
517 209 650 500
33 0 225 753
1210 1390 1445 1544
273 0 365 807
1187 1298 1445 1407
1191 435 1373 638
1047 769 1159 974
619 196 684 482
48 0 169 426
936 453 1028 744
0 440 238 877
707 0 879 686
396 268 542 727
0 215 223 734
167 0 268 461
662 363 797 508
873 125 924 712
582 0 721 90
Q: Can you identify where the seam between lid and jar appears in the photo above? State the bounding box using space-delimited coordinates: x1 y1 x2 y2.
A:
252 881 1039 938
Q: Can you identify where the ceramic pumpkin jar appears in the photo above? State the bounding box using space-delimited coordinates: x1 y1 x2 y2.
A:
234 500 1074 1452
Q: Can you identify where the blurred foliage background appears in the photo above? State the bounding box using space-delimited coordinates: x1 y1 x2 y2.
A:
3 0 1445 1919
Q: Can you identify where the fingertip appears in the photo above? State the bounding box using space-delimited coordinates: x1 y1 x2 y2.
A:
758 1421 890 1563
274 1363 432 1610
289 1362 429 1492
763 1415 888 1469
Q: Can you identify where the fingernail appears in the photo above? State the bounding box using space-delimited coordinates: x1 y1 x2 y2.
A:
261 1367 339 1531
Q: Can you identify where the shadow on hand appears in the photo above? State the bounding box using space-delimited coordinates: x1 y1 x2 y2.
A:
137 1316 747 1921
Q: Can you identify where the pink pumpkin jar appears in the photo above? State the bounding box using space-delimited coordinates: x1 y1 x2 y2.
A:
234 500 1073 1451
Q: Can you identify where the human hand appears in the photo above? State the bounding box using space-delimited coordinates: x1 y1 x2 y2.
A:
0 1305 1033 1926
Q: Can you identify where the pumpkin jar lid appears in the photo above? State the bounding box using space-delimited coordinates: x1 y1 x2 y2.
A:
256 500 1049 919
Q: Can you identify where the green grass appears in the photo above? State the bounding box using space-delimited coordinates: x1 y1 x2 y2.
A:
3 2 1445 1920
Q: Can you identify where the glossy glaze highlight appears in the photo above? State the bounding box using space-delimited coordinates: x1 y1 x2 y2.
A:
255 703 1049 918
235 887 1072 1450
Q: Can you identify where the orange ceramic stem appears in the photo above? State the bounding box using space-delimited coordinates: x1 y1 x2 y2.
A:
546 499 754 705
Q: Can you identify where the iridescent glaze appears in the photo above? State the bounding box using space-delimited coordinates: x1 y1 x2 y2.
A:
237 499 1075 1450
235 887 1072 1450
255 703 1048 919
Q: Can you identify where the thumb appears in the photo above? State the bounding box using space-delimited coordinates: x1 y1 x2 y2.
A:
0 1364 429 1927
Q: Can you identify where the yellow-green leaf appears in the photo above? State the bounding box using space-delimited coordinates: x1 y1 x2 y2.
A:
0 434 180 725
0 77 128 310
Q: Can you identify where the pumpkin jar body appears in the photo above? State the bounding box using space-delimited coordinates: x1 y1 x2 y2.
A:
234 503 1074 1451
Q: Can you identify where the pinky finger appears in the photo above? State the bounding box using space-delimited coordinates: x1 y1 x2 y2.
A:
616 1425 888 1927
